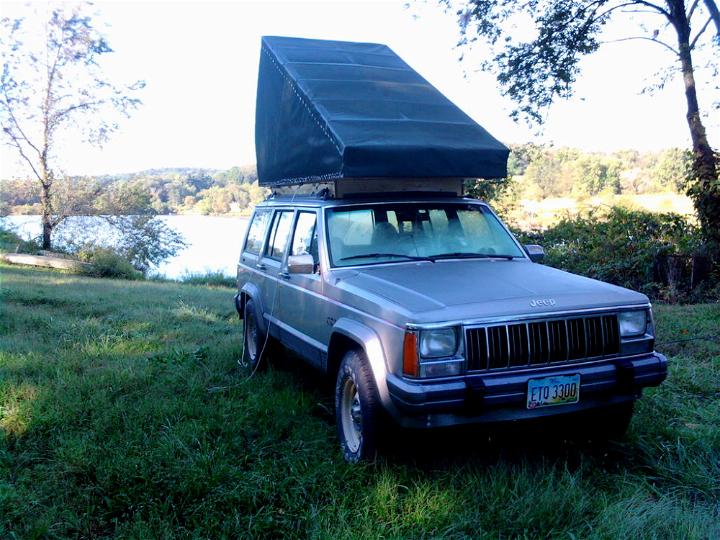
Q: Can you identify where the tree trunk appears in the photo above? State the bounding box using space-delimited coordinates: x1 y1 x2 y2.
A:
39 145 53 250
672 1 720 256
40 181 52 250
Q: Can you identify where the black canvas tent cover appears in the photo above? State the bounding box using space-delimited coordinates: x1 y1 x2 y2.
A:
255 36 510 186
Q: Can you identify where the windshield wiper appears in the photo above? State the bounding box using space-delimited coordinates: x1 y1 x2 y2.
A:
340 252 433 262
428 252 517 261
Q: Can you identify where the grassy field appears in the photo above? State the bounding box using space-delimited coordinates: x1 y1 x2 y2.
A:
0 263 718 539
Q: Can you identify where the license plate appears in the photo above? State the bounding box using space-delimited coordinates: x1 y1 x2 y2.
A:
527 375 580 409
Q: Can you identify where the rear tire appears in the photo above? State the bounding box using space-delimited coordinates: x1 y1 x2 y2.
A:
242 298 273 371
335 349 383 463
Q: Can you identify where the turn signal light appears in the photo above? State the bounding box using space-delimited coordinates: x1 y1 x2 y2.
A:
403 331 419 377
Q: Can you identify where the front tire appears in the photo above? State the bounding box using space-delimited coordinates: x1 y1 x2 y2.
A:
335 349 382 463
571 401 634 441
594 401 634 440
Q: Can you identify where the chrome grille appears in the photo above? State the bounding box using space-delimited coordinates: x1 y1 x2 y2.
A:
465 314 620 371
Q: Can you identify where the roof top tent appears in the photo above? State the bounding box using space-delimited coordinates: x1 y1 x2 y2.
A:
255 36 510 196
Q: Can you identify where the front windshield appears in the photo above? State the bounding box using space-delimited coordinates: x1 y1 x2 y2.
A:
326 202 525 267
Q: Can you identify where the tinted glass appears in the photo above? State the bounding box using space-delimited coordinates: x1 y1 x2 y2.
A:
326 202 524 267
290 212 318 260
244 210 271 255
267 210 294 260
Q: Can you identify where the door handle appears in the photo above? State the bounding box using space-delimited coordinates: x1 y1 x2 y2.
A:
256 263 267 271
278 272 291 280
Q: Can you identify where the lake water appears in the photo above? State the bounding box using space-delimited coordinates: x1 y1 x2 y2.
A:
2 215 249 279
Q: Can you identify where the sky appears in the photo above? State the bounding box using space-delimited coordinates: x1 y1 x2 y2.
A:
1 0 718 177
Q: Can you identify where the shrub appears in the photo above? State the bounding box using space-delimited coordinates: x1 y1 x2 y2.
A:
0 222 39 254
514 207 714 301
55 215 186 276
180 271 236 288
77 245 143 280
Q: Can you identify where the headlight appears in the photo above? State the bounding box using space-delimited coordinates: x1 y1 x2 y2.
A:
419 328 457 358
618 310 648 337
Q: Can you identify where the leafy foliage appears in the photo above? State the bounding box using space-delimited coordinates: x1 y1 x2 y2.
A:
515 206 710 299
0 221 37 254
446 0 720 255
454 0 606 123
686 148 720 254
76 245 142 280
179 271 237 288
57 215 187 276
0 4 143 248
1 165 269 216
104 216 186 274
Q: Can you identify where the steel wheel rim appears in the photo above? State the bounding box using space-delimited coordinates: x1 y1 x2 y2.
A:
341 377 362 453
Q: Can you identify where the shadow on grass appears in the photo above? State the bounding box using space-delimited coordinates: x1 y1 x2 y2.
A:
265 344 638 472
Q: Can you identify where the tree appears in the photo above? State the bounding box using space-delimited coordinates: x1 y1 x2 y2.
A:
0 4 143 249
56 182 186 275
444 0 720 254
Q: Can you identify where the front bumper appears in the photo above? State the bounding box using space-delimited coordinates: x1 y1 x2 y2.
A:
386 352 667 427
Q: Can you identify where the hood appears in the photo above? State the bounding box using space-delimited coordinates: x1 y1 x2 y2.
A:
332 259 648 323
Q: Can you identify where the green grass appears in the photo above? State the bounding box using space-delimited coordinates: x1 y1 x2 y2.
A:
1 263 718 539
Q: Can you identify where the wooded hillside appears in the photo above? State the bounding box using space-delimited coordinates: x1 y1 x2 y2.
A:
1 146 692 220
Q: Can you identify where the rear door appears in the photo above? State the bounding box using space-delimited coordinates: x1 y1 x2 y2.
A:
239 208 272 288
258 208 295 335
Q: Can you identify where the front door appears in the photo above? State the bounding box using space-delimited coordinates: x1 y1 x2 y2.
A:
276 210 325 367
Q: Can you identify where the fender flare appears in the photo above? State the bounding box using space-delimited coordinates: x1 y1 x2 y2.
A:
331 318 397 415
239 283 268 335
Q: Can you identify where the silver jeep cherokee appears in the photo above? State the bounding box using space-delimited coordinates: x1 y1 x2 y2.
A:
234 193 667 462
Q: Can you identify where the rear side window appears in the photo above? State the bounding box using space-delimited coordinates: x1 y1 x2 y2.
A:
244 210 271 255
267 210 294 260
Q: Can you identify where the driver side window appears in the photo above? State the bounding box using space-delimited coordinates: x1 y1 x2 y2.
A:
290 212 318 262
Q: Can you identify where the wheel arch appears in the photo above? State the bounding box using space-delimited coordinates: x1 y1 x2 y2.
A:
239 283 268 334
328 318 396 414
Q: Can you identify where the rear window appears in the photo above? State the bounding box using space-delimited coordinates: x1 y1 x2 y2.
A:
244 210 271 255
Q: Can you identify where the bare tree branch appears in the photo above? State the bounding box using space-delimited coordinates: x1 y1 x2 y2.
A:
690 16 714 48
687 0 700 20
2 127 43 181
702 0 720 38
631 1 672 18
1 88 42 157
603 34 680 55
50 100 104 123
593 2 659 22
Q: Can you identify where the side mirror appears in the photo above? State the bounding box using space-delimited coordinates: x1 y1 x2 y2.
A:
287 253 315 274
524 244 545 263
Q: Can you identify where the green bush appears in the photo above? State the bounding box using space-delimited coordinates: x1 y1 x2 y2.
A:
180 271 236 288
0 223 38 254
76 245 143 280
514 207 712 300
